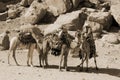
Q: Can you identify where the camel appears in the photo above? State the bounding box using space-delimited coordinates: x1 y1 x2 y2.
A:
41 32 61 68
41 29 74 71
8 26 44 67
70 31 98 71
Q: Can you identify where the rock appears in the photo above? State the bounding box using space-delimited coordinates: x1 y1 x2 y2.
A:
54 10 87 30
102 34 119 44
8 9 20 19
111 4 120 26
81 7 97 15
0 2 7 13
71 0 83 8
44 24 61 35
88 12 112 30
0 12 8 21
89 0 100 4
20 0 34 7
44 0 72 16
99 0 111 3
22 1 47 24
7 4 23 19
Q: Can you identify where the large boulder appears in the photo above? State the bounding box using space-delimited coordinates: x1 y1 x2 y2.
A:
0 2 7 13
89 0 100 4
44 24 61 35
44 0 72 16
20 0 34 7
111 3 120 26
86 12 112 38
54 10 87 30
7 4 24 19
88 12 112 30
8 9 20 19
21 1 47 24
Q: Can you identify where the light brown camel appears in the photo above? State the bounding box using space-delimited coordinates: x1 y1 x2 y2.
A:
8 26 44 67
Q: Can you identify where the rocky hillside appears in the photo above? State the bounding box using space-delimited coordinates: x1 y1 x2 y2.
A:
0 0 120 43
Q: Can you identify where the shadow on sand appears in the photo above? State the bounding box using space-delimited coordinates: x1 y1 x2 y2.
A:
68 66 120 78
41 65 120 78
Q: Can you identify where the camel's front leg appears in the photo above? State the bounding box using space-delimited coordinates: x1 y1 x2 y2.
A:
85 52 89 72
93 53 98 70
59 54 64 71
63 49 69 71
8 51 11 65
28 44 35 67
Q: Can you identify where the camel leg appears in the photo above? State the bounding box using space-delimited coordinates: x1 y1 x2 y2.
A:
59 54 64 71
45 52 49 67
12 49 19 66
63 48 69 71
29 44 35 67
36 44 42 67
85 52 89 72
42 54 45 68
59 45 65 71
8 50 11 65
39 54 42 67
79 52 84 71
27 49 30 66
93 53 98 70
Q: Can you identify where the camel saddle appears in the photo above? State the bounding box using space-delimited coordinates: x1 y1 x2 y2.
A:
18 32 36 44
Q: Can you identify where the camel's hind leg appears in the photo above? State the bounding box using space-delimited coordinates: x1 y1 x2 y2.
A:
59 45 66 71
93 53 98 70
36 44 43 67
27 43 35 67
8 37 19 66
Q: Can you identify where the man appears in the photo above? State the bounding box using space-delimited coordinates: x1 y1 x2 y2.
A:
59 25 74 71
1 30 10 50
59 26 70 47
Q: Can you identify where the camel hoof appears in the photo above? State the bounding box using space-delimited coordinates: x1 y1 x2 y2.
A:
85 69 89 72
30 65 34 67
27 64 30 66
16 64 20 66
96 67 99 70
59 69 63 72
77 65 80 67
79 68 83 72
65 68 69 71
40 65 42 67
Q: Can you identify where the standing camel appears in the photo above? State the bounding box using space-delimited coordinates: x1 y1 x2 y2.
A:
70 28 98 71
8 26 44 67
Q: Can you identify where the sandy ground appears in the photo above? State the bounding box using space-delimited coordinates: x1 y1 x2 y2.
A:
0 18 120 80
0 38 120 80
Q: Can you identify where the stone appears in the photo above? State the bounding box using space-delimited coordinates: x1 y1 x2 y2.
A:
88 12 112 30
0 2 7 13
20 0 34 7
0 12 8 21
102 34 119 44
44 0 72 16
8 9 20 19
22 1 47 24
54 10 87 30
111 4 120 26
